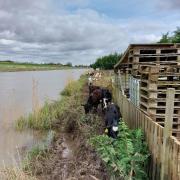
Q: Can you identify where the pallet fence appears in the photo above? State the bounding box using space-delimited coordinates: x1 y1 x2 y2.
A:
112 80 180 180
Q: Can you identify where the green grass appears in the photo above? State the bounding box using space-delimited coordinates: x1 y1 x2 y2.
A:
61 79 85 96
15 75 87 131
0 61 73 72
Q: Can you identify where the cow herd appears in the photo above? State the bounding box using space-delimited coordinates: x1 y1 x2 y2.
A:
82 79 122 138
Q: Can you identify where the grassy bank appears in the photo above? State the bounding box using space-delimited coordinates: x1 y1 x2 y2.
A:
0 61 74 72
15 74 109 179
16 75 86 131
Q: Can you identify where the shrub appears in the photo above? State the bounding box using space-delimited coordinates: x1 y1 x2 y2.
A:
90 122 149 180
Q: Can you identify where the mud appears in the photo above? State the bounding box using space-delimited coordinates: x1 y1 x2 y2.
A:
30 81 109 180
33 132 108 180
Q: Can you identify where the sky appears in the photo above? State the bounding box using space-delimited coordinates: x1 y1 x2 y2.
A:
0 0 180 65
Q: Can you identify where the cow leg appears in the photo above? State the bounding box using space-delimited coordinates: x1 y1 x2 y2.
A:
101 101 104 110
95 103 99 112
92 104 98 113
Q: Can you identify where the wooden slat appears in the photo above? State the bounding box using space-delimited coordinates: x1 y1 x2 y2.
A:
113 84 180 180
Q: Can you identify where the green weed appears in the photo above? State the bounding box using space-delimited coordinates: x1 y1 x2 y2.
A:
90 122 149 180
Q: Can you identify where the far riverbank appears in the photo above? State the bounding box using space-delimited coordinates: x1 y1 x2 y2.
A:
0 61 87 72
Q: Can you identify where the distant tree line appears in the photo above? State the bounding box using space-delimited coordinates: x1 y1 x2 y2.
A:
0 60 74 67
90 53 122 70
158 27 180 43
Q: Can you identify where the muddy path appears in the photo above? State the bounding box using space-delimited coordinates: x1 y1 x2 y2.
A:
31 82 109 180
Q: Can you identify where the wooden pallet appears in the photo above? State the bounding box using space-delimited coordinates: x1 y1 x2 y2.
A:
128 45 180 76
139 65 180 137
115 44 180 138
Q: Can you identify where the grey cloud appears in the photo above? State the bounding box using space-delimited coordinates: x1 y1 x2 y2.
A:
0 0 50 13
0 1 129 64
158 0 180 9
0 0 178 65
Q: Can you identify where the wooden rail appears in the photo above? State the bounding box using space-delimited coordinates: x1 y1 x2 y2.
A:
112 82 180 180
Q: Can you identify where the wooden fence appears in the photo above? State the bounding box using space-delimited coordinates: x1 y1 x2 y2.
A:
112 81 180 180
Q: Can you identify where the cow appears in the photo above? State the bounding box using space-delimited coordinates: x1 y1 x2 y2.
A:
104 103 122 138
82 88 112 114
82 88 102 114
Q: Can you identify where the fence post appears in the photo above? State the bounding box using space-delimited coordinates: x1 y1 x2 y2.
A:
160 88 175 180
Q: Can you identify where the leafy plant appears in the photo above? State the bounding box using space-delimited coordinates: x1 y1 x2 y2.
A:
90 122 149 180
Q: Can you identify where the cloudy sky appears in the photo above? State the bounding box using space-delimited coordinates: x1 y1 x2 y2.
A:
0 0 179 65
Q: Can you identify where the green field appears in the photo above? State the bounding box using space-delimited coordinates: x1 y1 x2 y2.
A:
0 61 72 72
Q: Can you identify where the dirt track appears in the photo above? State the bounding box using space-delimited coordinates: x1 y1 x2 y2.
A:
31 82 109 180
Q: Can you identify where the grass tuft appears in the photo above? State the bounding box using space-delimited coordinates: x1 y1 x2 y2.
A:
22 130 55 171
15 75 86 131
61 78 85 96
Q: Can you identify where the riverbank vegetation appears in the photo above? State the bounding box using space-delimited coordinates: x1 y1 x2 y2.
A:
16 76 86 131
0 61 82 72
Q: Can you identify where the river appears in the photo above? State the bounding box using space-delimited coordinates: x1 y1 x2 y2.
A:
0 69 86 166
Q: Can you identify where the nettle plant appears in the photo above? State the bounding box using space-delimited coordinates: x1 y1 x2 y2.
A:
90 122 149 180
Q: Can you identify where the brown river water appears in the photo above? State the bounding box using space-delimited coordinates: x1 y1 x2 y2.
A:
0 69 86 167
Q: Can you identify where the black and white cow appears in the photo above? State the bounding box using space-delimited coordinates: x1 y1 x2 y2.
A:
82 87 112 114
104 103 122 138
101 88 112 109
